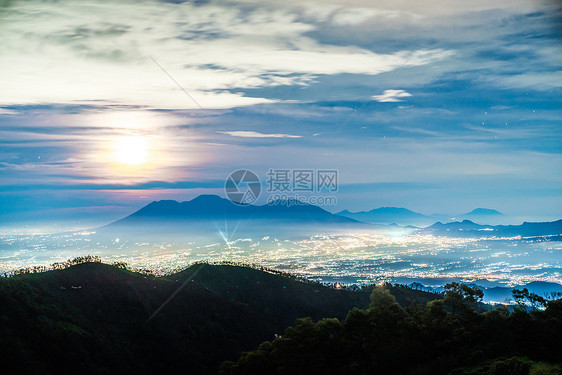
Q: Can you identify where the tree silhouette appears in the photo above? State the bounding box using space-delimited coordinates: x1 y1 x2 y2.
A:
443 282 484 316
512 288 547 311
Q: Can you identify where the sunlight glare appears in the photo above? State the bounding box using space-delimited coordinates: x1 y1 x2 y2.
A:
113 136 149 165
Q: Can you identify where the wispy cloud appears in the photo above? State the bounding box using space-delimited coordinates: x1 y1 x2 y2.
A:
372 89 412 102
0 108 18 115
490 70 562 91
218 131 301 138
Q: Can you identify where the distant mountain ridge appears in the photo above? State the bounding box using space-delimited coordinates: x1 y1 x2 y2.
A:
109 196 514 229
100 196 560 240
336 207 435 226
422 219 562 238
107 194 360 228
409 279 562 304
457 208 504 224
463 208 503 216
337 206 506 226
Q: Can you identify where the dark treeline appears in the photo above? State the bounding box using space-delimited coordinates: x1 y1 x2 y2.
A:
2 256 393 292
2 256 327 287
221 283 562 375
2 255 104 277
6 256 559 304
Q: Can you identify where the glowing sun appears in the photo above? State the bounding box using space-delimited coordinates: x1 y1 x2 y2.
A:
113 136 149 165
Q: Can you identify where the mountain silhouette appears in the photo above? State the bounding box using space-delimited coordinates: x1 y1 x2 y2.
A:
458 208 504 224
99 195 364 240
111 195 359 224
463 208 503 216
337 207 434 226
423 219 562 238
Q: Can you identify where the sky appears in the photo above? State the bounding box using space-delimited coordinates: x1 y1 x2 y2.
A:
0 0 561 232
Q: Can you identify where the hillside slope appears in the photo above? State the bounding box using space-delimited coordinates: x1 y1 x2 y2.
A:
0 262 439 374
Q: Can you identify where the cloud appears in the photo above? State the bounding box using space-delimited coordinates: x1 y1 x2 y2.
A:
0 108 18 115
371 89 412 102
330 8 401 25
297 4 403 25
218 131 301 138
491 70 562 91
279 0 543 18
0 0 451 109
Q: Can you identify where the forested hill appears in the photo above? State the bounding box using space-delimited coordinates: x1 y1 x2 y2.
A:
0 261 439 374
